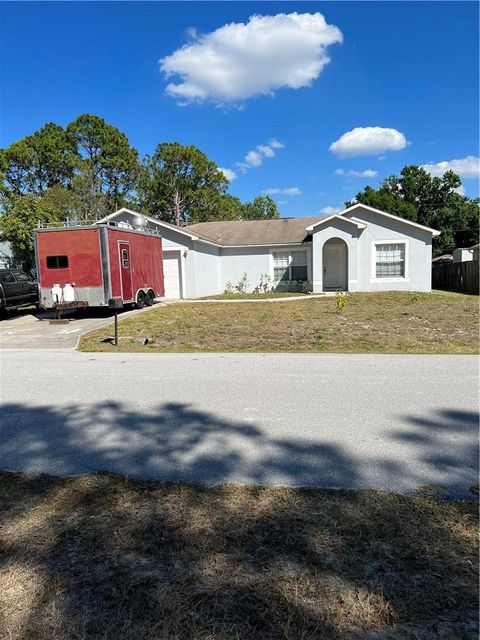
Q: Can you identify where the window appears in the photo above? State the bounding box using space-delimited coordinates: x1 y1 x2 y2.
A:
273 250 308 281
122 249 129 268
46 255 68 269
291 251 308 281
375 243 405 278
14 272 29 282
273 251 290 281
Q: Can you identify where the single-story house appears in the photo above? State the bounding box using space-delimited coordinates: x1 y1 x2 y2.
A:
97 204 440 298
452 245 479 263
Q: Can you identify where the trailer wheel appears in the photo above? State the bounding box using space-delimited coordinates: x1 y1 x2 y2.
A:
136 291 145 309
145 290 154 306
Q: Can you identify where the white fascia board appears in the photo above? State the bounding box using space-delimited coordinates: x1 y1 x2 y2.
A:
338 203 441 236
221 242 310 249
305 214 366 232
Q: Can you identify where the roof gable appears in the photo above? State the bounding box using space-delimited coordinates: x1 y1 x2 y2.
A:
305 214 366 232
307 203 440 236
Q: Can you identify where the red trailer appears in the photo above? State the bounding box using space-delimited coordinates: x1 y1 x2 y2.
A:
34 223 164 310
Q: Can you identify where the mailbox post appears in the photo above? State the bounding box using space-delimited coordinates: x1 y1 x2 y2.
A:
108 297 123 346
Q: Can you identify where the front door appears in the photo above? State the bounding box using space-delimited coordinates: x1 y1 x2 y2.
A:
323 244 347 290
118 243 133 301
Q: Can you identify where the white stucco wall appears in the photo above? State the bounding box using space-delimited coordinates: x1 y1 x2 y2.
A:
311 207 434 293
188 241 221 297
219 245 312 293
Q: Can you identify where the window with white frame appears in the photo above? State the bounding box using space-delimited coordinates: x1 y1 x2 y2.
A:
375 243 405 278
273 250 308 281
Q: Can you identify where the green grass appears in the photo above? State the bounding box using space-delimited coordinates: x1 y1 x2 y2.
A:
79 291 479 354
0 471 477 640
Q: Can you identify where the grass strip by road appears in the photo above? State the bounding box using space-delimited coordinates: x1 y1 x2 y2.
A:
79 291 479 353
0 471 477 640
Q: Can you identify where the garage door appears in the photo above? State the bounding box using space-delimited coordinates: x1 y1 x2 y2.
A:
163 254 181 298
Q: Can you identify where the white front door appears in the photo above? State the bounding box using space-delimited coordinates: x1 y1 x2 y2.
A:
323 244 347 290
163 253 181 298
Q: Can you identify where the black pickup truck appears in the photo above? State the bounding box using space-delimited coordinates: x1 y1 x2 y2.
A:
0 268 39 314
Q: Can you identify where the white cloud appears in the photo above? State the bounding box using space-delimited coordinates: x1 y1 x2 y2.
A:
334 168 378 178
262 187 302 196
237 139 285 172
160 12 343 105
320 206 342 215
218 167 237 182
454 185 466 196
421 156 480 179
245 150 263 166
329 127 407 157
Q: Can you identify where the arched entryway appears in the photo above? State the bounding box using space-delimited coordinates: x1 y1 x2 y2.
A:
322 238 348 291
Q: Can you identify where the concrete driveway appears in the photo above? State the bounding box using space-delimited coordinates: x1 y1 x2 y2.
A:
0 305 158 349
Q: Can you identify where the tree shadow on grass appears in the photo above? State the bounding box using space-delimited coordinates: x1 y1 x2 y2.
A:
0 401 478 639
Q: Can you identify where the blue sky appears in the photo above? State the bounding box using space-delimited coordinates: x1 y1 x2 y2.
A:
1 1 479 216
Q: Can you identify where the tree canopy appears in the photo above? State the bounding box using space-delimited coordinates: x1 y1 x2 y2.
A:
138 143 229 225
347 166 479 255
0 117 281 266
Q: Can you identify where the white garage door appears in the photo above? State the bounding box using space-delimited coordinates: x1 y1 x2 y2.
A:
163 254 181 298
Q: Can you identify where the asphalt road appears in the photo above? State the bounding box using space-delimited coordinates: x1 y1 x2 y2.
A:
0 351 478 496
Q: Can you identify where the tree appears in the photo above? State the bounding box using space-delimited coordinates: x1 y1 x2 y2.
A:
67 114 139 212
348 166 479 255
138 143 228 225
241 195 279 220
1 123 77 196
0 192 64 271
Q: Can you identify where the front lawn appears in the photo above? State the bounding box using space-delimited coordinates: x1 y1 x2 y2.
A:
79 291 479 353
0 472 477 640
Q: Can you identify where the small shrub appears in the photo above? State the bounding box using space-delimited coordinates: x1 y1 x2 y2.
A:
335 290 348 313
255 273 273 293
224 281 235 294
301 280 312 294
235 273 249 294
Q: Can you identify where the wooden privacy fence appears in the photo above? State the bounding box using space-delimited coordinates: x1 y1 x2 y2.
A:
432 260 479 294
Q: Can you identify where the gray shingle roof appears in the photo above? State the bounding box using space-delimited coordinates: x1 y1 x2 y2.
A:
185 217 324 246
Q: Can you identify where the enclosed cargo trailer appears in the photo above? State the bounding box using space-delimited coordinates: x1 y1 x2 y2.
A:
34 224 164 310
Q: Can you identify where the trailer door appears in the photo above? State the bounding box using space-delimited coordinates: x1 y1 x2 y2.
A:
118 242 133 301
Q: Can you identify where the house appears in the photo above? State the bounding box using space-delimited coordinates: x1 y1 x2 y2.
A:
97 204 440 298
0 241 13 269
452 247 474 263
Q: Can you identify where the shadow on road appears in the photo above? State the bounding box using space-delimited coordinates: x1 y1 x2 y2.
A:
0 401 477 495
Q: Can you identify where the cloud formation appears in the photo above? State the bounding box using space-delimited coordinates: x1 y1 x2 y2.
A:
160 13 343 105
421 156 480 179
335 168 378 178
236 139 284 173
320 206 343 215
262 187 302 196
329 127 407 157
218 167 237 182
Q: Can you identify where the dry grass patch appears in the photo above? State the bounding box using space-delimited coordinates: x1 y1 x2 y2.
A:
0 472 478 639
79 291 479 353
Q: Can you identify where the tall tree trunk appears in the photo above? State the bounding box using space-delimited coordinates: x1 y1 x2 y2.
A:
173 189 181 226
